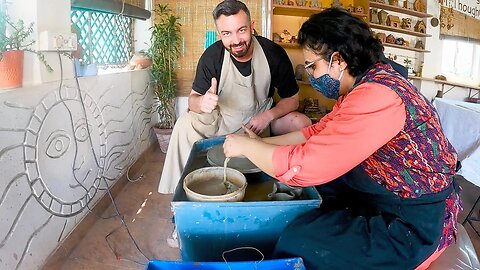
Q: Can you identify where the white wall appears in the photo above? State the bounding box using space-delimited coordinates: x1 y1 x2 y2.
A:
0 1 156 269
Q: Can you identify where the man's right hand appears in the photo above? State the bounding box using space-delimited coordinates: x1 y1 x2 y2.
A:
199 78 219 113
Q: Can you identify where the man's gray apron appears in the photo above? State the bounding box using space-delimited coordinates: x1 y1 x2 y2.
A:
158 36 273 194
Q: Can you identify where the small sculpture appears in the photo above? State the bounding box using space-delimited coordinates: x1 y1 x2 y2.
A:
414 0 426 13
347 4 355 13
355 6 365 14
274 0 285 5
415 40 425 49
395 37 404 45
331 0 343 8
378 10 389 25
280 29 292 43
387 15 401 28
414 20 426 33
370 9 379 24
287 0 295 6
296 0 306 6
401 18 412 30
310 0 321 8
403 0 414 10
376 32 387 43
389 0 399 6
386 34 396 44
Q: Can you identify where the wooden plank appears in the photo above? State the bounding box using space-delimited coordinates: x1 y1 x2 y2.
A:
370 23 431 37
440 6 480 41
382 42 430 53
370 2 432 18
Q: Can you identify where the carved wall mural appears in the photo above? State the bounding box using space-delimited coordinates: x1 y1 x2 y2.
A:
0 71 154 269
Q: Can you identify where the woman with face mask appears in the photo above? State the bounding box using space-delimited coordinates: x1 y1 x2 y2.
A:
223 8 461 270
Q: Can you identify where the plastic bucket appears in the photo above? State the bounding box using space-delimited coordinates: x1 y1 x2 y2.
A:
145 257 306 270
183 167 247 202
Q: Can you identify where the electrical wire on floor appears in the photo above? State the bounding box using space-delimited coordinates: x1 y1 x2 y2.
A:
56 51 151 265
56 52 119 221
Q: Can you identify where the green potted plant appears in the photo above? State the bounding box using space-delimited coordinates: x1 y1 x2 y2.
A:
0 0 52 90
147 4 182 153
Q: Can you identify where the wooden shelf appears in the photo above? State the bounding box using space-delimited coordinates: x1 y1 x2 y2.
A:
273 4 368 18
370 23 431 37
370 2 432 18
382 42 430 53
273 4 323 17
276 42 301 49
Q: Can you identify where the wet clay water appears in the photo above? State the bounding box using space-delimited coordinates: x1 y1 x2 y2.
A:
188 176 241 196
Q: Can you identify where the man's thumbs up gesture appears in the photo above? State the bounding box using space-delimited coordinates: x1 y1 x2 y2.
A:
200 77 219 113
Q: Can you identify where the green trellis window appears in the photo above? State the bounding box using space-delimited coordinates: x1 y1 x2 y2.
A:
71 8 133 66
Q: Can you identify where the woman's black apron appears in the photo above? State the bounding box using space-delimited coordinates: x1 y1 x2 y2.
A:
273 165 457 270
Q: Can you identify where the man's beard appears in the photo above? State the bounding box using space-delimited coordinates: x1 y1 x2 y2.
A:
227 39 252 58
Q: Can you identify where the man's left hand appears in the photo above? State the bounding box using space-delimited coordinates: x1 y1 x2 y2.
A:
245 111 274 135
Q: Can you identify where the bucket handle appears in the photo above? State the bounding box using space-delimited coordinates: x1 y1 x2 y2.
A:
222 246 265 270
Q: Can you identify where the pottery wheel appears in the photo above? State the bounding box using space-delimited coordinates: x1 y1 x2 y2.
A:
207 144 261 174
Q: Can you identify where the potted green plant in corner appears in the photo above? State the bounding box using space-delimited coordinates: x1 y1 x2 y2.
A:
147 4 182 153
0 0 52 90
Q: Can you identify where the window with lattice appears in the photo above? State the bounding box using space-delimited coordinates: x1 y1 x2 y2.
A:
71 9 133 66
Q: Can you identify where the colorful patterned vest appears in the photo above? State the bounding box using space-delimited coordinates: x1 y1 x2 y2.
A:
357 63 461 249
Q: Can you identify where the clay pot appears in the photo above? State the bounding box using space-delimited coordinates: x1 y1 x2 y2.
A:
0 50 24 90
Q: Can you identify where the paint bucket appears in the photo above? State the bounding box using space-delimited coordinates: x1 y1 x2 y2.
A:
183 167 247 202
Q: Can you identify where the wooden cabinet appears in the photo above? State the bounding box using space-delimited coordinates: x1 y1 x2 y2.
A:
369 1 432 53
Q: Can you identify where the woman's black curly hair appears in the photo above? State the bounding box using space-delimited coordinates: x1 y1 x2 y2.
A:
298 8 383 77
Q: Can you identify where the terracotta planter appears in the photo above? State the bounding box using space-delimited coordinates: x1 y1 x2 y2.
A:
0 50 24 90
154 127 173 154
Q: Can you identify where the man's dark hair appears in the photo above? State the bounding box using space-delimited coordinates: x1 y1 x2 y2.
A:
213 0 251 22
298 8 383 77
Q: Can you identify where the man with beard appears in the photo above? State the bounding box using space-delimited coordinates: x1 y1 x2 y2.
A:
158 0 310 194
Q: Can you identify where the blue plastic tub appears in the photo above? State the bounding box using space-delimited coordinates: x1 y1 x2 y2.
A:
145 257 306 270
171 137 321 262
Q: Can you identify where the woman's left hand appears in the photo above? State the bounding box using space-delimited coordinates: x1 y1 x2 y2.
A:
223 134 251 158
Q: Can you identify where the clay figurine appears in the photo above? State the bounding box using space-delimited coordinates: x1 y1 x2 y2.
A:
401 18 412 30
415 40 425 49
376 32 387 43
310 0 321 8
370 9 379 24
386 34 396 44
387 15 401 28
355 6 364 14
414 20 426 33
280 29 292 43
414 0 426 13
296 0 306 6
389 0 399 6
378 10 389 25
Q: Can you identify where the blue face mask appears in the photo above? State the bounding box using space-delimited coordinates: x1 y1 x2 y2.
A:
307 54 344 100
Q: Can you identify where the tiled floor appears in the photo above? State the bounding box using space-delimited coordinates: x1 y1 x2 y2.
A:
43 143 480 269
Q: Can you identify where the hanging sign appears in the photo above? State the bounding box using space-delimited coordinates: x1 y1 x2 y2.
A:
441 0 480 20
